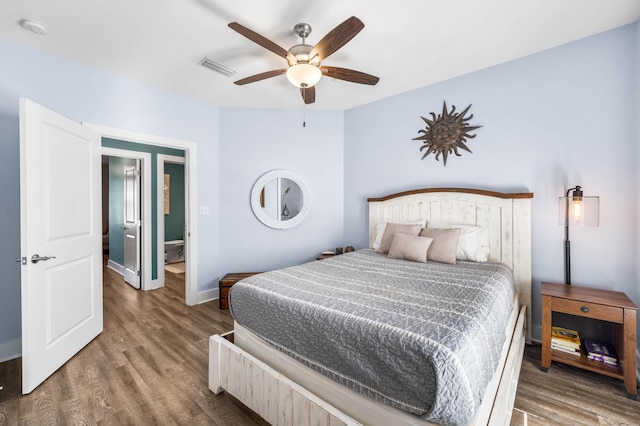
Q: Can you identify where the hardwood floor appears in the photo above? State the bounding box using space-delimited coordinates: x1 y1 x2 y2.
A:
0 264 264 425
512 344 640 425
1 264 638 425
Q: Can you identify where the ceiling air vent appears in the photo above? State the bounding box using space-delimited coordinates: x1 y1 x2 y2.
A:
199 58 236 77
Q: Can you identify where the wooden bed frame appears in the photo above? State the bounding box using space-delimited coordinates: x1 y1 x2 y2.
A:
209 188 533 425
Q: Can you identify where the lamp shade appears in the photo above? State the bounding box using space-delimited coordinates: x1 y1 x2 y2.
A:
558 186 600 285
559 185 599 285
558 195 599 227
286 64 322 88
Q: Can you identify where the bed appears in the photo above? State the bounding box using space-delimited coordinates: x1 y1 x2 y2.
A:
209 188 533 425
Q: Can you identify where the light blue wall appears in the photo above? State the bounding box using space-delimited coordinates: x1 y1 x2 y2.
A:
344 23 639 341
635 21 640 338
0 115 21 354
218 108 344 272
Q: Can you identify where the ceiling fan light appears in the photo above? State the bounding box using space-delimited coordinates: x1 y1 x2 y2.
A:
286 64 322 88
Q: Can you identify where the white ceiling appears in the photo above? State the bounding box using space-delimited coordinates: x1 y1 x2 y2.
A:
1 0 639 110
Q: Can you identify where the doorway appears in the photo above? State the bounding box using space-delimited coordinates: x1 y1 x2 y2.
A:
158 154 187 287
18 99 200 394
92 124 199 306
102 153 146 290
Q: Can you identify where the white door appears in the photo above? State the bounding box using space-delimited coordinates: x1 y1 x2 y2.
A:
124 160 141 289
19 98 103 394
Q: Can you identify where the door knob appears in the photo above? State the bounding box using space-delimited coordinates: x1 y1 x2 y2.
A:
31 254 56 264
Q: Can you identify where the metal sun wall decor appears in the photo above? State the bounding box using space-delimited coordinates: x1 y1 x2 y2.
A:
413 101 482 166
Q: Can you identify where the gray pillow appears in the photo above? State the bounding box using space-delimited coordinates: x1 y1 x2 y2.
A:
378 223 423 254
388 234 434 263
419 227 461 264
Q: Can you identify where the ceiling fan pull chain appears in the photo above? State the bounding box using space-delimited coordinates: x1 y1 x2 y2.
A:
302 94 307 127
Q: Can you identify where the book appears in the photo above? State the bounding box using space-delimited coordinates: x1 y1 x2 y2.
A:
552 342 581 356
551 338 580 351
584 339 618 363
587 354 618 365
551 326 581 349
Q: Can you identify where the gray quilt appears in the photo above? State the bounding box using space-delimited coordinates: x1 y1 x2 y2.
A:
229 249 515 425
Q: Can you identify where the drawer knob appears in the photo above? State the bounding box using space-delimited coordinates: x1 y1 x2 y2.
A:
580 306 590 313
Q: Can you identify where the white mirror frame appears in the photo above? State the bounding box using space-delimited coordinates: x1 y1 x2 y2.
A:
251 169 311 229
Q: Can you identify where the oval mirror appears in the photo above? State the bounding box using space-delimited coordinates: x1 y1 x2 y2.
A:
251 169 311 229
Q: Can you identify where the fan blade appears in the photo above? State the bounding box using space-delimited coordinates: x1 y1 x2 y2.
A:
300 86 316 104
234 69 287 85
308 16 364 61
229 22 296 63
321 66 379 85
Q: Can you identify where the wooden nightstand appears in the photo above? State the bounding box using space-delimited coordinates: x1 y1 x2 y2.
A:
541 281 638 399
219 272 260 309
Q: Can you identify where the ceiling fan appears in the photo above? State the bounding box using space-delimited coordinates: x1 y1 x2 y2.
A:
228 16 380 104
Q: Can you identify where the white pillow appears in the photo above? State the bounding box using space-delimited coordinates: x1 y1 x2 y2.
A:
372 220 425 250
426 221 490 262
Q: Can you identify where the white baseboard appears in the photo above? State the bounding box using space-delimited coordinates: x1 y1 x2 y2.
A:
107 259 125 276
196 288 219 305
107 260 163 291
145 278 163 291
0 338 21 362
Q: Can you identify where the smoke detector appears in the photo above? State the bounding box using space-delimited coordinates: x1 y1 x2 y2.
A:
19 18 48 35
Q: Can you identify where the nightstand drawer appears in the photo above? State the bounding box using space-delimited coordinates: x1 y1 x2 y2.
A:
551 298 623 323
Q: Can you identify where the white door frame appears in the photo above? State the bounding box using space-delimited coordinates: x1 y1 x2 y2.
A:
102 148 152 290
88 124 199 306
157 154 187 290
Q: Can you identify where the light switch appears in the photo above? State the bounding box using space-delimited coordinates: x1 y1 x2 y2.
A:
199 206 210 215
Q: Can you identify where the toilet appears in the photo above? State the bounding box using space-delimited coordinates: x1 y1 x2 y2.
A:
165 240 184 263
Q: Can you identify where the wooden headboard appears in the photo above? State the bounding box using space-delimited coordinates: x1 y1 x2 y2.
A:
368 187 534 342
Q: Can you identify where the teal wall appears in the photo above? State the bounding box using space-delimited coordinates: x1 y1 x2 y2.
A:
102 137 184 280
164 163 185 242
